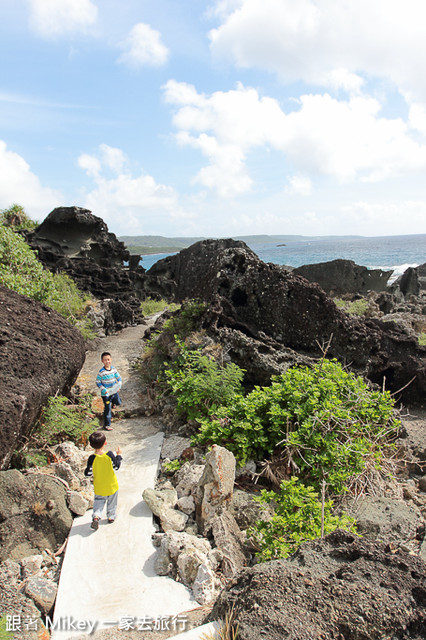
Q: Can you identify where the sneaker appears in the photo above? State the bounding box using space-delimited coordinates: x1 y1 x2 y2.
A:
91 517 100 530
108 518 115 523
104 426 112 431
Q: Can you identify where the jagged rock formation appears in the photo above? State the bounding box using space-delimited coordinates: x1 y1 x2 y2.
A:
147 239 426 403
23 207 147 329
0 285 85 469
209 530 426 640
392 262 426 297
294 258 392 295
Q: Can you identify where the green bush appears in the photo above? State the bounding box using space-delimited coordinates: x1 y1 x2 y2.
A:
250 476 356 560
165 338 245 420
0 225 94 337
0 203 38 230
419 333 426 346
195 359 399 493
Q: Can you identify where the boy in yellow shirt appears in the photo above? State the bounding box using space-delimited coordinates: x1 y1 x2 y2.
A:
84 431 123 530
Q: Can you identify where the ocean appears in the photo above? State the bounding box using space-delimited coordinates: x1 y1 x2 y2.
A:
140 233 426 283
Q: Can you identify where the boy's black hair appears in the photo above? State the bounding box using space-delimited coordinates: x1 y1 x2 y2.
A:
89 431 107 449
101 351 111 360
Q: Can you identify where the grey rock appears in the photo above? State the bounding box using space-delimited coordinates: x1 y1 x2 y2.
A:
67 491 89 516
196 445 236 534
20 555 43 580
50 461 81 490
349 496 422 543
176 495 195 515
175 463 204 498
25 576 58 614
143 487 178 516
161 436 192 460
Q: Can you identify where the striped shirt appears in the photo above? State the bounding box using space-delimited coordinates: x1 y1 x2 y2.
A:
96 365 122 397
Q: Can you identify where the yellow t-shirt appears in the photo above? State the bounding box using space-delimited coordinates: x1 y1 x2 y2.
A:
92 452 119 496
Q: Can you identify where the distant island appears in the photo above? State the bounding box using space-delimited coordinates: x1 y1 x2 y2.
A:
118 234 364 255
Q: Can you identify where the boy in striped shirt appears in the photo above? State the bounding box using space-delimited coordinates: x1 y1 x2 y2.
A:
96 351 122 431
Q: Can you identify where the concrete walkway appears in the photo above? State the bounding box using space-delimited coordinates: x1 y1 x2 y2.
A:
51 321 215 639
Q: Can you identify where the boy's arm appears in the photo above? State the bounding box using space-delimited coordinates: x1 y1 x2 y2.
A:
114 369 122 388
107 450 122 470
84 454 96 477
96 371 107 396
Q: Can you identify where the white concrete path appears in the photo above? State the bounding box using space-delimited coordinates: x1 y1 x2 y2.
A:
52 431 198 639
51 321 209 639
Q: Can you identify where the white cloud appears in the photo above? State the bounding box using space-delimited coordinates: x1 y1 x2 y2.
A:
164 80 426 196
28 0 98 38
77 145 182 234
0 141 61 219
117 23 169 68
209 0 426 99
285 175 312 196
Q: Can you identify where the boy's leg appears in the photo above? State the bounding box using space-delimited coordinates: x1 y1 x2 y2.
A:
106 491 118 521
111 392 122 409
92 495 107 529
102 396 112 429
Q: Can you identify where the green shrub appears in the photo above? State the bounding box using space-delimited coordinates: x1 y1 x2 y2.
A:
0 225 94 337
140 296 180 316
163 459 183 473
249 476 356 560
195 359 399 493
0 203 38 230
165 338 245 420
419 333 426 346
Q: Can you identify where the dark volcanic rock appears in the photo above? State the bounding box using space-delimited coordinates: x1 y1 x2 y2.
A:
148 240 426 403
393 262 426 297
294 259 392 295
23 207 147 329
0 285 85 469
0 469 73 561
210 530 426 640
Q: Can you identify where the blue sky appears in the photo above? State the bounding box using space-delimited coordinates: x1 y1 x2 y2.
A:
1 0 426 238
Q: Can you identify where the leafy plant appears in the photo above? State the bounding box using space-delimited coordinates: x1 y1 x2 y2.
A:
249 476 356 560
163 459 183 473
195 359 399 493
164 338 245 420
0 203 38 230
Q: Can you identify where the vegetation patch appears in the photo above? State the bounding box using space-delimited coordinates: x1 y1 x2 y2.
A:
0 221 95 338
13 394 99 469
334 297 369 316
250 477 356 560
140 296 180 316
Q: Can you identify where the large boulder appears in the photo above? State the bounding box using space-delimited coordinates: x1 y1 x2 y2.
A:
0 285 85 469
148 240 426 403
294 259 392 295
210 530 426 640
0 469 74 561
23 207 147 329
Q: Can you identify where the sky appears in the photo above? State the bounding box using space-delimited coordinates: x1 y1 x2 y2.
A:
1 0 426 238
